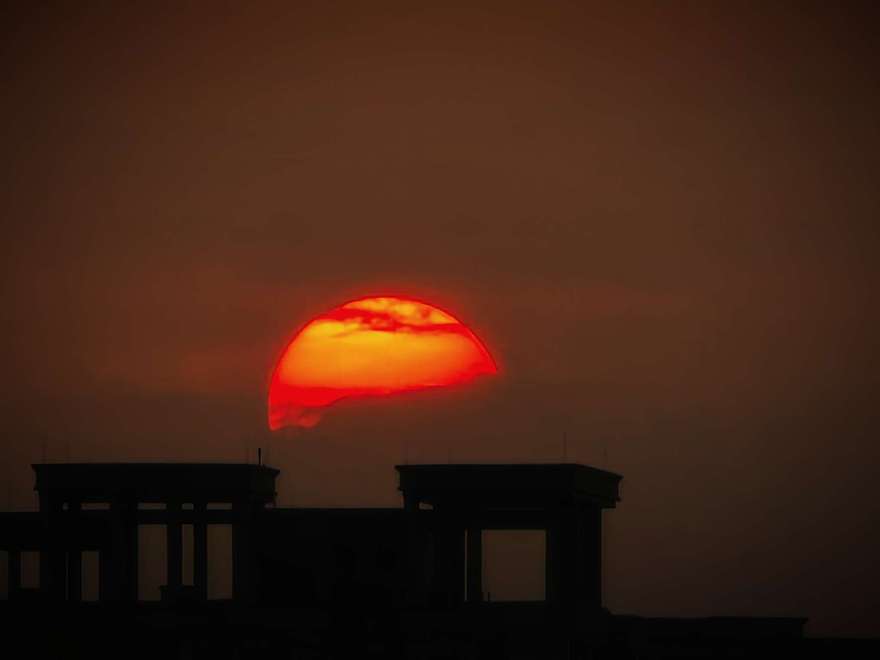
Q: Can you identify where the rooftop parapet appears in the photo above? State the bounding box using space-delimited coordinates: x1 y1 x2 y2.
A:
396 463 622 510
32 463 279 505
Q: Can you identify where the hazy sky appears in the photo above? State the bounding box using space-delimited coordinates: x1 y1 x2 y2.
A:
2 1 878 636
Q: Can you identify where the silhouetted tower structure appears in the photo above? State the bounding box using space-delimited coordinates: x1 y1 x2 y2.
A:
396 464 621 611
0 460 817 659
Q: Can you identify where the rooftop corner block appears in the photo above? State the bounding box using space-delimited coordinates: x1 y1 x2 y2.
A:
32 462 279 505
396 464 622 610
30 463 279 603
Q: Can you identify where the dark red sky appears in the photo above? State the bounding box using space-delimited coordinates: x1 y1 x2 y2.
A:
1 1 878 636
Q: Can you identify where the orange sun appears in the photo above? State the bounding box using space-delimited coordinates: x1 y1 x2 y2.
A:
268 296 497 430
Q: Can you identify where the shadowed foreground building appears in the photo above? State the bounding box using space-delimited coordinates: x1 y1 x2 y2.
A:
0 462 866 659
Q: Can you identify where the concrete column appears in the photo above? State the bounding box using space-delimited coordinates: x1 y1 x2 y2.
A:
232 498 253 603
166 500 182 600
39 491 65 600
67 500 82 601
582 506 602 609
433 510 465 607
99 545 112 601
38 491 49 596
8 549 21 599
400 507 430 607
545 521 556 605
194 501 208 600
110 496 138 602
466 524 483 603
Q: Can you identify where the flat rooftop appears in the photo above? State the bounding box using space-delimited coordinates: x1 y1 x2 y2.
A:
32 463 279 503
396 463 622 509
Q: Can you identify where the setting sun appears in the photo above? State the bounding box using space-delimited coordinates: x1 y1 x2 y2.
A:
268 296 497 430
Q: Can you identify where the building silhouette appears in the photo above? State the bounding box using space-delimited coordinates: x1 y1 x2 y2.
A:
0 461 869 658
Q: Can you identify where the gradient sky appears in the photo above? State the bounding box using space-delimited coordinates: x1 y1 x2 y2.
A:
1 1 878 636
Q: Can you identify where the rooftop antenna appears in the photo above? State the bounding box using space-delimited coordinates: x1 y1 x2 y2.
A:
258 447 263 466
